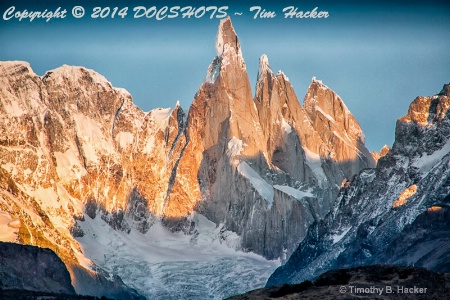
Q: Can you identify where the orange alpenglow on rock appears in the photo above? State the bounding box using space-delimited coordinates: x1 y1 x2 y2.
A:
392 185 418 208
0 18 376 289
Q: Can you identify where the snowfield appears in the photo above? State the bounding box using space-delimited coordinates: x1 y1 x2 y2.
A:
76 213 279 299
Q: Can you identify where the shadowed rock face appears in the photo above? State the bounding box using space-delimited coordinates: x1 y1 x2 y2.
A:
267 84 450 287
0 290 106 300
1 17 374 297
0 241 75 295
166 18 375 259
0 242 142 299
228 265 450 299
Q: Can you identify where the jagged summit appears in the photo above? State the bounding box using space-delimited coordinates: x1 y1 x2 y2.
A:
43 65 112 88
257 54 271 82
439 83 450 96
0 61 35 77
205 18 246 84
399 83 450 127
304 77 358 135
1 18 379 299
268 84 450 287
372 144 391 163
215 17 242 57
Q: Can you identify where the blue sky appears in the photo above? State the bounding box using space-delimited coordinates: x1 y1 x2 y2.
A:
1 0 449 151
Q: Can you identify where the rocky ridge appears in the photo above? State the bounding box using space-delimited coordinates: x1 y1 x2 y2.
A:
0 241 75 295
268 84 450 286
230 265 450 299
1 18 374 298
167 18 374 259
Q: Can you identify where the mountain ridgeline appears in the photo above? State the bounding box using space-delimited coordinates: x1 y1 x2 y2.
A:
267 83 450 286
2 17 446 299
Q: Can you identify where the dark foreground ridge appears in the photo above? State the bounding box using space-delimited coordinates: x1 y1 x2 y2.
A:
0 289 111 300
0 242 142 300
227 265 450 299
0 241 75 295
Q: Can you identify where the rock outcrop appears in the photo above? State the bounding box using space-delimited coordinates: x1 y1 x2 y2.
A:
0 241 75 294
267 84 450 286
230 265 450 299
165 18 375 259
1 18 375 297
372 145 390 163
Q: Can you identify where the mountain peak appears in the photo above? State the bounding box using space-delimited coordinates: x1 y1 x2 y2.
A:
439 83 450 97
305 77 350 115
43 65 112 90
215 17 241 57
277 70 289 82
257 54 272 82
0 61 35 77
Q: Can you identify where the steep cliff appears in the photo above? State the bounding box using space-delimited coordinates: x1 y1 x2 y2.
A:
0 241 75 294
268 84 450 286
0 18 375 299
166 18 374 259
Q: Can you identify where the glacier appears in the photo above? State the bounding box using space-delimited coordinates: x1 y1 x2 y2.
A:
77 213 279 299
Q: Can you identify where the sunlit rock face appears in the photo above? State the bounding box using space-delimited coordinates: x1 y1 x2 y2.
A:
268 84 450 287
0 61 167 298
372 144 390 163
0 18 374 298
166 18 374 259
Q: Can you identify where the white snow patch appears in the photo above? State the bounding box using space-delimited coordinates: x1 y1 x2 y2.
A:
281 118 292 134
311 76 322 84
216 23 225 56
143 136 155 154
0 211 20 242
221 52 232 68
1 163 16 176
303 147 328 186
359 170 376 183
238 162 274 207
151 108 171 120
413 139 450 174
73 113 113 163
274 185 313 200
76 213 279 299
331 227 351 244
277 70 289 81
316 106 335 123
205 57 221 84
227 136 244 157
3 100 25 117
115 131 134 150
115 87 131 98
54 147 87 181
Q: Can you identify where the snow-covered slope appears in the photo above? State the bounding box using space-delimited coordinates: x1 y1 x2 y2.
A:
167 18 375 260
0 18 375 298
268 83 450 286
77 212 279 299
